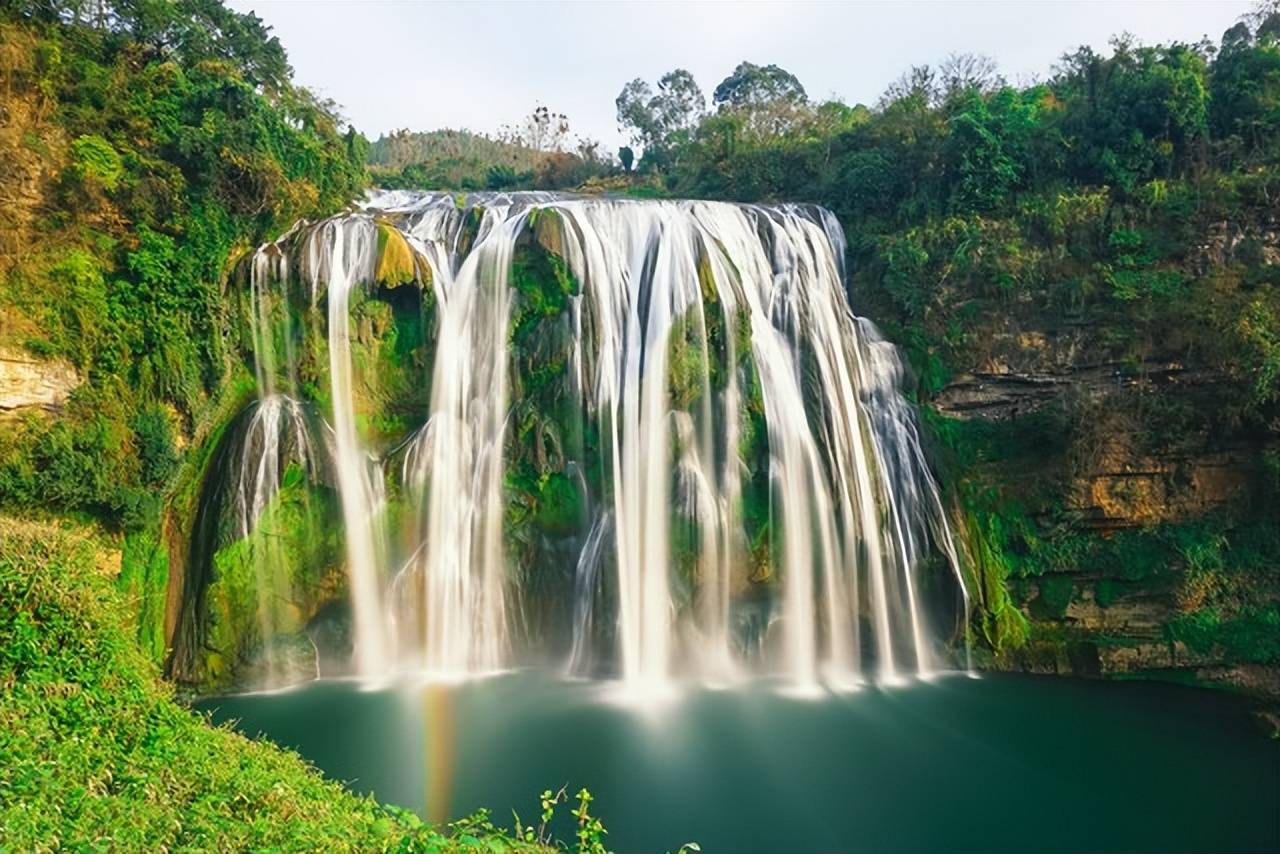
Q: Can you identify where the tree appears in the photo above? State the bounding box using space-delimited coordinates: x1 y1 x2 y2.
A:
616 79 658 150
615 68 705 168
882 55 1003 109
946 87 1043 211
712 61 807 109
1052 37 1210 190
500 104 571 153
711 61 809 139
881 65 939 108
1211 13 1280 163
938 53 1004 102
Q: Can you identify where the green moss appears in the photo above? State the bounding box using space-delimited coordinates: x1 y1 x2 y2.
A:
958 509 1030 652
668 313 709 413
509 232 579 343
375 222 420 287
1166 605 1280 665
117 529 169 665
1032 575 1075 620
531 472 582 537
347 285 431 447
69 133 123 190
201 468 343 690
735 330 773 583
169 371 258 525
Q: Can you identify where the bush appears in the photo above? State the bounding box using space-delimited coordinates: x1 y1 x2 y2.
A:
69 134 123 190
0 518 554 852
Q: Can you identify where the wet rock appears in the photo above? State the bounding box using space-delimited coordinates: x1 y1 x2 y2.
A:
238 632 320 691
306 600 354 677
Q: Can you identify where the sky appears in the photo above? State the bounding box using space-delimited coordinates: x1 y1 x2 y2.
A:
226 0 1258 151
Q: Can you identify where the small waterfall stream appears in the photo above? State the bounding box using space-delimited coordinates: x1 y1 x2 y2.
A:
219 190 969 692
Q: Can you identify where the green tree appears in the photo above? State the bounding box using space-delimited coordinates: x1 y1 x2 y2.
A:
711 61 809 138
615 69 705 169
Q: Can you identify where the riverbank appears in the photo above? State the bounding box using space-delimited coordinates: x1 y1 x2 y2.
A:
0 516 549 852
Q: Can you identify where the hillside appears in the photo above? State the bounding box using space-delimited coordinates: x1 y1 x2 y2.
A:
0 516 556 851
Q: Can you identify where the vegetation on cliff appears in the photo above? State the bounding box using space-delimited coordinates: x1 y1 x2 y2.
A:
0 0 367 533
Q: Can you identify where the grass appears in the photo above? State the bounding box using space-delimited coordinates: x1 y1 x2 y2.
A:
0 516 553 853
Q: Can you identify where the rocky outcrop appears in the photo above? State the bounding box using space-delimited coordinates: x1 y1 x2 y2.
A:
0 348 78 416
931 240 1277 702
1194 219 1280 274
935 358 1220 421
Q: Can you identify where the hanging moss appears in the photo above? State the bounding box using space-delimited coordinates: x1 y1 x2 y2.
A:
1032 575 1076 620
117 529 170 665
201 468 344 690
374 222 420 288
668 312 709 413
958 509 1031 652
532 472 583 537
732 317 773 585
509 223 580 344
346 283 432 447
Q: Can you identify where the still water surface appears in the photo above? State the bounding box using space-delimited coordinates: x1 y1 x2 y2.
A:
198 672 1279 853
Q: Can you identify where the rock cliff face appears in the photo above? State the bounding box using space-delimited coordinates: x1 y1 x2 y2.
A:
929 242 1278 701
0 348 78 416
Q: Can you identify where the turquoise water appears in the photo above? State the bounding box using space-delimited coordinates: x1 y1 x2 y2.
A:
198 672 1279 853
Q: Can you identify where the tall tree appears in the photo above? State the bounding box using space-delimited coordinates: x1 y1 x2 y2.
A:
615 69 705 168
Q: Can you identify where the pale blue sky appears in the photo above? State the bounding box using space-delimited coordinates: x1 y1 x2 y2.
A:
227 0 1257 150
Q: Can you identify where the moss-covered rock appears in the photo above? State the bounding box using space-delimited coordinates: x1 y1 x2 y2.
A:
510 212 580 343
347 282 433 448
374 221 420 287
200 465 344 691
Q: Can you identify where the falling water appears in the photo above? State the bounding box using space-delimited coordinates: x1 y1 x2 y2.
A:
308 217 391 677
230 395 319 684
398 204 525 675
215 240 326 685
230 191 970 692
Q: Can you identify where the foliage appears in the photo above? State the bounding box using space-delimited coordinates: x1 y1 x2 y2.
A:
710 61 809 139
68 133 123 189
0 1 367 530
510 786 619 854
498 104 572 154
0 517 557 852
370 115 611 192
616 69 706 171
629 15 1280 442
1166 604 1280 664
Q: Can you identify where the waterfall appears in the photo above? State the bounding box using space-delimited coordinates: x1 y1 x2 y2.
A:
215 239 326 687
230 395 320 685
307 217 391 677
398 205 524 675
229 191 970 692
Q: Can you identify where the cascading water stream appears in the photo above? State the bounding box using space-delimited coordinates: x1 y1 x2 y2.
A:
308 218 391 677
398 205 525 675
227 190 971 693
